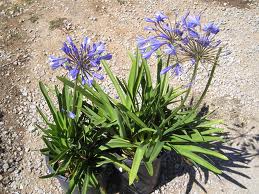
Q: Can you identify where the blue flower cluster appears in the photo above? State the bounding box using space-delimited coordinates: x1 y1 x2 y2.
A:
137 11 221 75
49 36 112 86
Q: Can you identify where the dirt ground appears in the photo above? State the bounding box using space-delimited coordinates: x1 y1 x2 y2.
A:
0 0 259 193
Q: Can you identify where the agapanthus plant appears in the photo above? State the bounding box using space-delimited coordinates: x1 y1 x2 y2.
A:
38 11 228 194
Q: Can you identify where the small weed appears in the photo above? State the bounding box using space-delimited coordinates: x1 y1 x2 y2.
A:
29 15 39 23
49 18 66 30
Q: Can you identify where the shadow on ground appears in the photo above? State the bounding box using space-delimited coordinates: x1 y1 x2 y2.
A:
155 129 259 194
155 144 256 194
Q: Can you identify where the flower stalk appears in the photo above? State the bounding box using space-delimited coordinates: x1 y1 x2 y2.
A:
194 47 222 109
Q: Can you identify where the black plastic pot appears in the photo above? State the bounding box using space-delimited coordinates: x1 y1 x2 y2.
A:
119 156 162 194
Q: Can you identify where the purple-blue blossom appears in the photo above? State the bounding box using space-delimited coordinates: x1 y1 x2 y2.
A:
160 63 182 76
67 111 76 119
138 11 221 65
49 36 112 86
203 23 220 34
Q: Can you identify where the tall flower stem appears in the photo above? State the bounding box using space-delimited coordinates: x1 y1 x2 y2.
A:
194 48 222 109
182 59 199 105
159 59 199 128
161 55 171 95
72 73 79 114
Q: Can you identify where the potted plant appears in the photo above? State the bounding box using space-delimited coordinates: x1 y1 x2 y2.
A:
38 11 228 194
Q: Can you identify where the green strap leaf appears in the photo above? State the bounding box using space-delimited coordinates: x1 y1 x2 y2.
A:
200 127 224 135
177 145 228 160
126 111 147 128
100 137 133 150
144 161 153 176
148 141 164 163
197 120 224 128
100 154 131 172
102 61 127 106
115 108 127 138
129 144 147 185
173 145 222 174
82 168 90 194
128 50 139 96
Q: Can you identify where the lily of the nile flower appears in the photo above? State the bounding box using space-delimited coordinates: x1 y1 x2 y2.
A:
203 23 220 35
67 111 76 119
155 11 168 22
160 63 182 76
138 11 221 70
164 44 176 55
49 56 68 70
181 12 201 38
140 38 167 59
49 36 112 86
145 11 168 23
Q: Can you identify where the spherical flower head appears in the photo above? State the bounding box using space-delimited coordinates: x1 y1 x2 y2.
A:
49 36 112 86
138 11 221 68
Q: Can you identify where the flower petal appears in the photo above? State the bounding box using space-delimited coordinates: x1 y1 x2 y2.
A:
67 111 76 119
93 73 104 80
160 65 173 75
174 63 182 76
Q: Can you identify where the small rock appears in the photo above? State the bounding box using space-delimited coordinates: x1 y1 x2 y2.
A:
3 163 9 172
28 125 36 133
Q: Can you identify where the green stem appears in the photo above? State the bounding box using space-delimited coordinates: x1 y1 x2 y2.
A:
159 58 199 128
72 75 79 114
182 59 199 105
194 48 222 109
161 55 171 95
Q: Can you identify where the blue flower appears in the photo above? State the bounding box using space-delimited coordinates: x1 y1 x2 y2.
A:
160 65 173 75
198 36 210 47
144 18 156 23
186 15 200 28
160 63 182 76
49 56 68 70
188 28 199 38
50 36 112 86
144 26 156 31
173 63 182 76
145 11 167 23
164 44 176 55
67 111 76 119
141 39 167 59
155 11 168 22
182 12 200 29
139 11 221 63
203 23 220 34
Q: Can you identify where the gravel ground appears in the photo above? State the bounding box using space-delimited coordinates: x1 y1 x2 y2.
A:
0 0 259 193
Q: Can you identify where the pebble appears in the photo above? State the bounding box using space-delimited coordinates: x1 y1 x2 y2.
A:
27 125 36 133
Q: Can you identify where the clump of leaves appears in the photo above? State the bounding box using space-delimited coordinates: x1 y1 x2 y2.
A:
37 83 130 193
59 49 228 185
